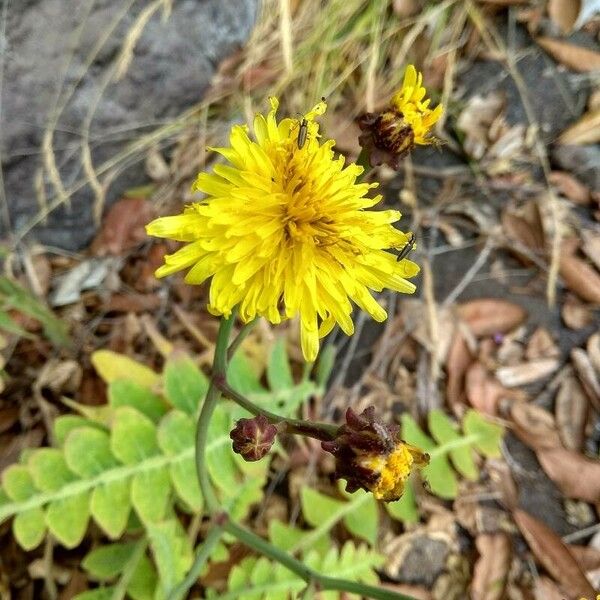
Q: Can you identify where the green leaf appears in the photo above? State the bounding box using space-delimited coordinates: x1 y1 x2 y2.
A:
315 343 336 387
268 520 329 556
131 468 171 524
82 542 137 580
266 337 294 391
90 480 131 539
147 519 193 597
163 351 208 415
108 380 166 423
54 415 104 446
401 414 457 499
0 310 33 338
111 407 160 464
0 276 70 347
338 487 378 545
13 508 45 550
28 449 77 491
227 350 264 395
64 428 118 478
2 465 38 501
300 487 377 548
46 492 90 548
158 411 202 512
385 482 418 524
127 553 157 600
92 350 160 388
463 410 503 457
428 410 477 480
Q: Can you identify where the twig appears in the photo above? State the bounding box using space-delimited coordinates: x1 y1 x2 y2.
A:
441 236 495 307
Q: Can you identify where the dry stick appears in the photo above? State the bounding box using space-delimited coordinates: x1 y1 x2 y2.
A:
466 0 563 306
441 236 495 308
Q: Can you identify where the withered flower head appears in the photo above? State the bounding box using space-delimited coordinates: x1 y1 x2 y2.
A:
358 65 443 170
230 414 277 462
322 406 429 502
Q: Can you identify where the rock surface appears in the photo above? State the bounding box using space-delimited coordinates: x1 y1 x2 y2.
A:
2 0 258 250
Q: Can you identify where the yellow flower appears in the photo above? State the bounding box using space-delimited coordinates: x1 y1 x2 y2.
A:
322 407 429 502
146 98 419 361
358 64 443 169
391 64 443 145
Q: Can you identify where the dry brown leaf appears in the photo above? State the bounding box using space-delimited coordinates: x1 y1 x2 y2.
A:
495 358 559 387
465 362 518 416
562 293 594 329
548 0 581 33
569 544 600 572
555 374 588 451
533 576 567 600
381 584 432 600
91 197 155 256
446 333 473 413
471 533 511 600
571 348 600 409
558 108 600 145
510 401 562 449
392 0 421 17
581 229 600 272
536 36 600 72
513 509 595 598
559 251 600 304
549 170 591 205
587 332 600 374
457 299 527 337
537 446 600 503
501 203 546 258
526 327 559 360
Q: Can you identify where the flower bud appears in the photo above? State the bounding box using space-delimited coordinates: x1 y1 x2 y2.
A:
322 406 429 502
230 414 277 462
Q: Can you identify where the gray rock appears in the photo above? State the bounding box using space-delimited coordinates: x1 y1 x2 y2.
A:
1 0 258 250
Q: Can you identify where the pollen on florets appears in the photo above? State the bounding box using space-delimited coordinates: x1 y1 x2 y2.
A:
321 406 429 502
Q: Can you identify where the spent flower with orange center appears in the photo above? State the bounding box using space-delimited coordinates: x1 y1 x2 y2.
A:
146 98 419 361
322 406 429 502
358 64 443 169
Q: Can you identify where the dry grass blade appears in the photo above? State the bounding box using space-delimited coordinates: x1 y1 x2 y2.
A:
513 509 595 599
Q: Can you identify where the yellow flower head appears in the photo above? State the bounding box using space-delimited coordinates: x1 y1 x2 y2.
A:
358 64 443 169
322 407 429 502
146 98 419 361
391 64 443 145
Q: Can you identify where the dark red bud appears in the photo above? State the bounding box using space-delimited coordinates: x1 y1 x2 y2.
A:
230 414 277 462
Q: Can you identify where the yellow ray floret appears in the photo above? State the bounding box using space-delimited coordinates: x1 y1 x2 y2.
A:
146 97 419 361
391 64 443 145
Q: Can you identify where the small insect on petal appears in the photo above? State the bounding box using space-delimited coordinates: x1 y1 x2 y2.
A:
297 118 308 149
397 232 415 261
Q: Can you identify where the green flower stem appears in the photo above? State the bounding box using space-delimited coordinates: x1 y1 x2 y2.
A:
196 312 237 513
193 314 417 600
223 519 417 600
226 317 258 361
214 377 338 441
168 518 226 600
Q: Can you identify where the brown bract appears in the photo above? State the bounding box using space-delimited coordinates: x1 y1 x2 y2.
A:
358 111 415 170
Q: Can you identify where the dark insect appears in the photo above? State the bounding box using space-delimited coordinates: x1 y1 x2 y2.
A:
396 232 415 261
297 118 308 149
